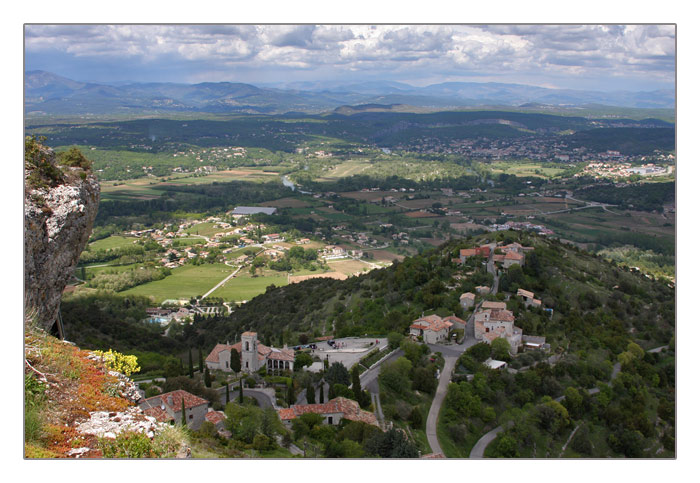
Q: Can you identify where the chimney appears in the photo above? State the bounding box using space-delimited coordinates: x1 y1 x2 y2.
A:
167 395 174 407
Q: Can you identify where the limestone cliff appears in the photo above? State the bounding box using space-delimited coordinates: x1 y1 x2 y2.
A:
24 141 100 334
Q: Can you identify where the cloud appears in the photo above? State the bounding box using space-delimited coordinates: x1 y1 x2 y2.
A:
23 24 675 90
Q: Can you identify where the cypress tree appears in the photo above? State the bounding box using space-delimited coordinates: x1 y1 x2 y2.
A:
239 379 244 403
306 382 315 404
225 383 230 403
204 366 211 387
198 347 204 373
188 348 194 378
352 365 362 402
328 383 336 400
287 380 295 405
181 398 186 426
318 383 324 404
230 348 241 373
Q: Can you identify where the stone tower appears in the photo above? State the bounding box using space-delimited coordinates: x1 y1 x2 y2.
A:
241 331 259 374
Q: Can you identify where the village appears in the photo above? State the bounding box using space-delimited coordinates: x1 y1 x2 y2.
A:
132 236 552 460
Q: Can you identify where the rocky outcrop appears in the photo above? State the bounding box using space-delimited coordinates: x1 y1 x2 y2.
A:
24 144 100 334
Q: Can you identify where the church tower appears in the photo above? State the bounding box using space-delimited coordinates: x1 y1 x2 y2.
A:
241 331 259 374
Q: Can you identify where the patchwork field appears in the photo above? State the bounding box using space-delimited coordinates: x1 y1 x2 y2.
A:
88 235 140 251
327 259 374 275
210 273 289 302
122 263 234 303
315 160 372 181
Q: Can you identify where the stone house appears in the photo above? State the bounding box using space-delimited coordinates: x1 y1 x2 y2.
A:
277 397 379 428
409 315 453 344
205 332 295 374
140 390 209 431
474 308 522 354
517 288 542 308
503 251 524 268
460 292 475 309
459 245 491 264
481 300 507 310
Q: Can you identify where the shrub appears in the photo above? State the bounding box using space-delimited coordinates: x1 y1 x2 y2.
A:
99 431 160 458
93 349 141 377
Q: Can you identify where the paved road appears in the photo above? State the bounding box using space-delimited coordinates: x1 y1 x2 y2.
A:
425 354 459 455
217 385 277 408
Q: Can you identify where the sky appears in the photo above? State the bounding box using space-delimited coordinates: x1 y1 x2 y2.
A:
24 24 676 92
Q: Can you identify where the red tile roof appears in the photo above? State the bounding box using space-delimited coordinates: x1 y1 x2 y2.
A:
410 315 453 333
205 410 226 425
482 301 507 310
505 252 524 260
278 397 379 427
143 390 209 414
143 406 172 423
489 309 516 322
517 288 535 299
443 315 466 326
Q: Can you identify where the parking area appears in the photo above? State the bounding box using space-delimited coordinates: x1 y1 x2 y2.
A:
310 337 388 370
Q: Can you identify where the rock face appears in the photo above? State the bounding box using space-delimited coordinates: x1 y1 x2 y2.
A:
24 146 100 334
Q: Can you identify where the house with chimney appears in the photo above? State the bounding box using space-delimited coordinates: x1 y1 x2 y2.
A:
139 390 209 430
409 314 453 344
205 332 295 374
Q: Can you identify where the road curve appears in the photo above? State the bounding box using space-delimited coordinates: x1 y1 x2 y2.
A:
425 355 459 456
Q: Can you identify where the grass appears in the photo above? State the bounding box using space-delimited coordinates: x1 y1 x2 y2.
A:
122 263 234 303
185 222 226 238
89 235 140 251
210 272 289 302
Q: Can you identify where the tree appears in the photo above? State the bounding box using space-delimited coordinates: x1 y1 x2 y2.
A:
306 382 316 404
188 348 194 378
387 332 403 350
294 351 314 370
466 342 491 362
225 382 230 403
409 407 423 429
287 380 295 405
181 398 187 426
318 383 324 404
239 379 244 403
491 338 512 361
198 348 204 372
230 348 241 373
351 365 362 402
204 366 212 387
326 362 350 387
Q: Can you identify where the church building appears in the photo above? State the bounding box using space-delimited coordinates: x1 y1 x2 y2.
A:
205 331 295 374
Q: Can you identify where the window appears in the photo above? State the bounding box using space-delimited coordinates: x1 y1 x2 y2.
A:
189 415 193 420
245 361 249 368
328 417 333 424
225 361 229 368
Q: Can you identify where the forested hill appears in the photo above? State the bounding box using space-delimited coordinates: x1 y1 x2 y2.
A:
179 230 674 356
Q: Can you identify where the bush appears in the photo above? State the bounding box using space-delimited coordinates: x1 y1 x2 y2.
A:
99 431 160 458
93 349 141 377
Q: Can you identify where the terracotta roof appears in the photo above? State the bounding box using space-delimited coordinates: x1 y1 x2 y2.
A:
443 315 466 326
517 288 535 299
493 254 506 263
144 390 209 413
460 292 475 300
267 348 295 362
206 343 234 363
205 410 226 425
278 397 379 427
411 315 453 333
143 406 172 423
489 309 515 322
278 408 296 420
242 331 257 337
482 301 507 310
505 252 524 260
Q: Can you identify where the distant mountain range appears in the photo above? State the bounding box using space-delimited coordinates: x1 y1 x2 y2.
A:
25 70 675 116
